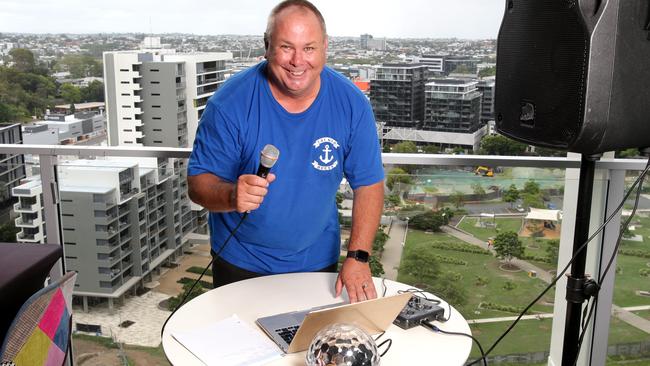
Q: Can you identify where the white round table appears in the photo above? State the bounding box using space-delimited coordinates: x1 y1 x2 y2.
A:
162 272 472 365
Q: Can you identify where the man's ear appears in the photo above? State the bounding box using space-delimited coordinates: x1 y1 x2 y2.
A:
263 32 270 55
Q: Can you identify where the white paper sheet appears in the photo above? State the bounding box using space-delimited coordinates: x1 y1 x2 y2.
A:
171 314 283 366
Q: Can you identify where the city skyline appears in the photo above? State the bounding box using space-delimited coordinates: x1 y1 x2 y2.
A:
1 0 505 39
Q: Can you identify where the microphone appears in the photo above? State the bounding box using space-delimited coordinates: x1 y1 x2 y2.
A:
257 144 280 178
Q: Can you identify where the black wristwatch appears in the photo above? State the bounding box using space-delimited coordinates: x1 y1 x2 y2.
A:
346 250 370 263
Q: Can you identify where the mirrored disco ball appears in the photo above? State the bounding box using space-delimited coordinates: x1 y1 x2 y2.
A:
305 323 380 366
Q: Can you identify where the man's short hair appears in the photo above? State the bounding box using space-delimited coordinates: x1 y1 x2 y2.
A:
264 0 327 49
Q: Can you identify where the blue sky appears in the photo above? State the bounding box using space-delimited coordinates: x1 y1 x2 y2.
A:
0 0 505 39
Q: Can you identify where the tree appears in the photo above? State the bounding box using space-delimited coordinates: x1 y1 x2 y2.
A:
409 211 446 232
335 192 344 209
452 64 473 74
385 194 401 208
55 54 103 78
522 192 545 209
503 184 520 208
400 249 442 281
60 83 81 103
423 145 440 154
616 148 640 159
478 66 496 78
386 167 413 191
522 180 541 195
167 281 205 311
400 246 467 306
493 231 524 267
80 80 105 102
450 191 465 209
369 256 385 277
9 48 36 73
0 222 19 243
545 239 560 265
479 135 527 156
391 141 418 153
471 182 486 196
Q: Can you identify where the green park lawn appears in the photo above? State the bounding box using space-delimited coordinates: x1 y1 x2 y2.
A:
397 230 555 319
398 228 650 361
457 216 558 271
613 254 650 307
457 217 523 241
633 309 650 321
468 307 650 359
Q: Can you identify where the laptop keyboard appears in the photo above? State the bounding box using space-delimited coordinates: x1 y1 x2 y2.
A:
276 325 300 344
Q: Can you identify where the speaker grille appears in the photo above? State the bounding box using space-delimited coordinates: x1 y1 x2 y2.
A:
495 0 589 149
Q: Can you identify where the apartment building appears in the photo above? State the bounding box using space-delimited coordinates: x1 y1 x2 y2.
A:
103 45 231 148
22 111 106 145
0 123 26 204
370 64 429 129
12 157 196 310
423 78 482 133
476 77 495 126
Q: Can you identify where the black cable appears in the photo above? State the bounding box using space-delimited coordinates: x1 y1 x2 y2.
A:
466 158 650 366
377 338 393 357
572 296 598 366
421 320 487 366
397 288 442 305
160 214 248 338
570 159 648 366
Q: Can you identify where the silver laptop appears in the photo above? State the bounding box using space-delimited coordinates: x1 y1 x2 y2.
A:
256 292 412 353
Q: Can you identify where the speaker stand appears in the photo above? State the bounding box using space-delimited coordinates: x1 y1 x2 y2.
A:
561 154 602 365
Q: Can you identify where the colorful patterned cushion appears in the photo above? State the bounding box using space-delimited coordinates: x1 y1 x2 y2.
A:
0 272 77 366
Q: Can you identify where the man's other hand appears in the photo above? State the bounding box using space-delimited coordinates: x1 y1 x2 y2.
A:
234 173 276 213
335 259 376 303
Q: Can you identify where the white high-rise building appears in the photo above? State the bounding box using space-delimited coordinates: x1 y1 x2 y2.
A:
103 41 232 148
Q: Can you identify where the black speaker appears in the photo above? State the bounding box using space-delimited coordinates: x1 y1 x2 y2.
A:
495 0 650 154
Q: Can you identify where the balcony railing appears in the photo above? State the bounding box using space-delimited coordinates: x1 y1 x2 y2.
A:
2 143 649 365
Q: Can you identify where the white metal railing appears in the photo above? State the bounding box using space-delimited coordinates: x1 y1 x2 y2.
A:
1 144 648 365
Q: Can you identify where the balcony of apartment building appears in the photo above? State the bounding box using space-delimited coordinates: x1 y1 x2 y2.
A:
16 226 44 242
14 196 39 213
2 143 649 365
15 212 41 228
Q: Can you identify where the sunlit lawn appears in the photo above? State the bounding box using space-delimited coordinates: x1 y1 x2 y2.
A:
613 254 650 307
457 217 523 241
397 230 555 319
468 311 650 359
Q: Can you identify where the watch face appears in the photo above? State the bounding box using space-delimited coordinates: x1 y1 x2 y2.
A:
350 250 369 262
357 251 369 262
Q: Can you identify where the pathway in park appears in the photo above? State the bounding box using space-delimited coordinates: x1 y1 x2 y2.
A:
467 304 650 324
380 217 407 281
440 225 650 334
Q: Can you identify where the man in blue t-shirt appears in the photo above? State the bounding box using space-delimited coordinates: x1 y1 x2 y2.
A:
187 0 384 303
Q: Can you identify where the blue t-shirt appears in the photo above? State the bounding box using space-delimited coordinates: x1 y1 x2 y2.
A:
187 61 384 274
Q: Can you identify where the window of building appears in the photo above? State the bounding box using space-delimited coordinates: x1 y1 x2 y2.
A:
120 81 129 84
152 117 161 120
124 129 132 132
65 256 77 260
150 69 159 72
153 128 162 132
64 242 76 245
62 214 74 217
119 68 129 72
63 228 75 231
154 140 162 143
152 105 161 108
150 81 160 84
151 93 160 96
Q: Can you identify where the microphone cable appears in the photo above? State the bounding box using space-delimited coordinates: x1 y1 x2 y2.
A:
160 213 248 338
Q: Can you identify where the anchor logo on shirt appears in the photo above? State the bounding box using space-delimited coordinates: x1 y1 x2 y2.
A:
320 145 334 165
312 137 339 171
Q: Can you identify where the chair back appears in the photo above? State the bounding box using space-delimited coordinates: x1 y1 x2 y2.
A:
0 271 77 366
